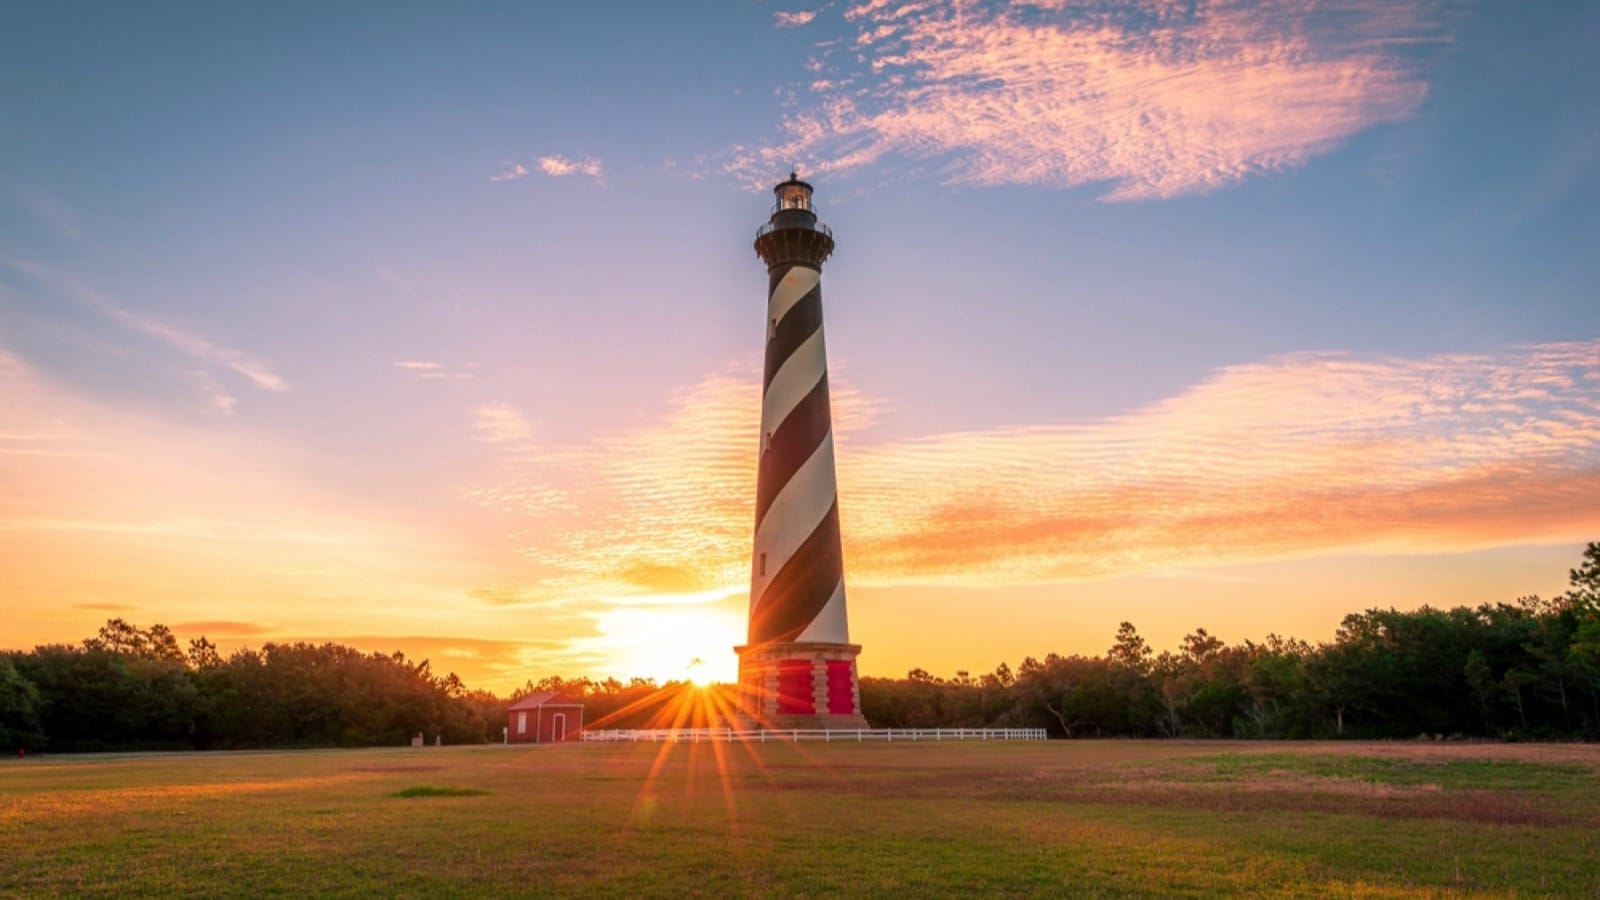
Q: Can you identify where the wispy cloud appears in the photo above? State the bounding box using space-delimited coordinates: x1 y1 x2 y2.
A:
469 340 1600 601
774 9 819 28
173 620 274 636
0 346 506 661
491 156 605 185
731 0 1446 199
469 585 584 609
489 162 530 183
467 371 761 599
842 342 1600 583
90 305 287 415
312 634 595 688
394 360 475 381
4 180 83 241
105 306 288 392
0 256 288 407
473 402 535 447
208 392 238 416
536 154 606 184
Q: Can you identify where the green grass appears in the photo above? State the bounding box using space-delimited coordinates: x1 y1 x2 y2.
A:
389 785 490 798
3 740 1599 897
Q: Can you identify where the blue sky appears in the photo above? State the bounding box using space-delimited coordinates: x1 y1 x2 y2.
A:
3 1 1598 689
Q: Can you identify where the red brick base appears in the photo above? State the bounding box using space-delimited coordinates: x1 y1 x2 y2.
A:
733 642 869 729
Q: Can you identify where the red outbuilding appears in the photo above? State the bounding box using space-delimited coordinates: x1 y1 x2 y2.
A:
507 692 583 743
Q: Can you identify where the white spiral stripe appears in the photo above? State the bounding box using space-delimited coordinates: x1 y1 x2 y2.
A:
796 578 849 643
762 328 827 438
750 431 838 612
768 266 820 326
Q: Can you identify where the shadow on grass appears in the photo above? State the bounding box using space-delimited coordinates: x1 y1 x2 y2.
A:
388 786 489 798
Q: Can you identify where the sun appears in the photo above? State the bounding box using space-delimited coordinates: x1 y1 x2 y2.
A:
591 598 742 685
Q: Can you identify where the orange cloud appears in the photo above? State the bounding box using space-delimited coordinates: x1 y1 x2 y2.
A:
12 332 1596 689
841 342 1600 582
309 634 592 689
467 364 883 603
471 341 1600 601
172 621 275 636
733 0 1445 198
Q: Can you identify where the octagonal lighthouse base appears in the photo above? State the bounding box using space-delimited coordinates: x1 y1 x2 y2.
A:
734 642 868 730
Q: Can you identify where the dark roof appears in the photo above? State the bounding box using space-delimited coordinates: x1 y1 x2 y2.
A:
507 691 583 711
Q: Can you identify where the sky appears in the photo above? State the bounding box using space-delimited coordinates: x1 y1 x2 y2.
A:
3 1 1598 692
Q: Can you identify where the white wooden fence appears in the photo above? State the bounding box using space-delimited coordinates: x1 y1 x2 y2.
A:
581 727 1046 743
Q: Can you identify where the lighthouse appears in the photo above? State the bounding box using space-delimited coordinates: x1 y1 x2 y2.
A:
735 174 868 729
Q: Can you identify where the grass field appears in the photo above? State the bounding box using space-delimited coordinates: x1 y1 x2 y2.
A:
3 739 1598 897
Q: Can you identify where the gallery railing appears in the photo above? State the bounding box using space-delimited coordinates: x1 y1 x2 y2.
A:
755 220 833 241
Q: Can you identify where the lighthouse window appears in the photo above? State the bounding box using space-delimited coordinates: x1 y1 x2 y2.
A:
779 185 810 210
759 553 767 576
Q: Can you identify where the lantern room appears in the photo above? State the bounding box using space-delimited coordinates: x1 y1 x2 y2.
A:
774 172 814 213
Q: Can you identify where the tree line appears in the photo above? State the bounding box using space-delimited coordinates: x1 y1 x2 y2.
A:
861 543 1600 739
4 543 1599 752
0 623 505 752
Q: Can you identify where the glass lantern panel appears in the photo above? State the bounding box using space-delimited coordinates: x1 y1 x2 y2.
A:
778 184 811 211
